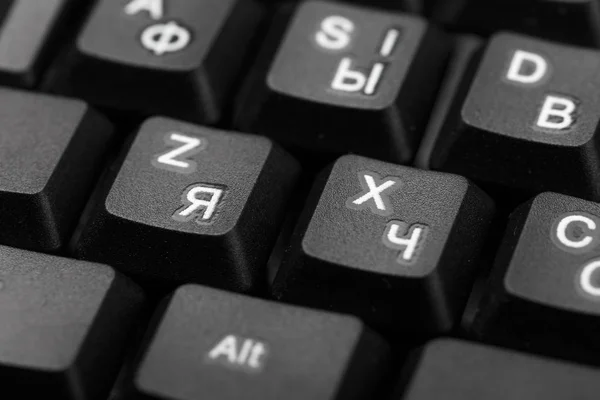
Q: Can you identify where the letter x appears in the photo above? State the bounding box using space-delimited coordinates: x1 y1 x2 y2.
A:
346 171 401 216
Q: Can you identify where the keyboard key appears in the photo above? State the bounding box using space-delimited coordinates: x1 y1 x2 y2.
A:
272 155 494 336
234 0 449 164
470 192 600 365
50 0 263 123
396 339 600 400
432 0 600 47
130 284 390 400
0 0 75 87
0 245 145 399
427 33 600 202
72 117 299 292
335 0 422 12
0 88 112 252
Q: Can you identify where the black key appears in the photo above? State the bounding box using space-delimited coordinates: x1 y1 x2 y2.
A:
72 117 299 292
234 0 448 165
333 0 422 12
272 155 494 336
0 0 76 87
469 192 600 365
431 0 600 47
427 33 600 202
0 245 145 399
130 284 390 400
395 339 600 400
50 0 263 123
0 88 113 252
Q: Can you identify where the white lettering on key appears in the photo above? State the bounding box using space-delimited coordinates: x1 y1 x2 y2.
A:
125 0 164 19
551 212 599 254
379 28 400 57
173 184 225 224
382 220 428 265
536 95 576 131
506 50 549 85
141 21 191 56
315 15 355 51
331 58 386 95
153 132 205 174
207 335 268 372
579 259 600 298
346 171 401 216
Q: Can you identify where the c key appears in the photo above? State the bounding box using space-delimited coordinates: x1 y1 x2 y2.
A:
72 117 299 293
470 192 600 365
272 155 495 337
234 0 449 164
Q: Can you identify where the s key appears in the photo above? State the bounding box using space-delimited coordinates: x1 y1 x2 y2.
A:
470 192 600 365
272 155 495 337
72 117 299 293
426 33 600 202
50 0 263 124
234 0 449 164
130 284 390 400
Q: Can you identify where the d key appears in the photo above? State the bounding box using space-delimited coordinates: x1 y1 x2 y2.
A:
235 1 449 164
427 33 600 202
72 117 299 293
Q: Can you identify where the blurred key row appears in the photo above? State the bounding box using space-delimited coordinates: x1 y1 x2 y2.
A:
2 246 600 399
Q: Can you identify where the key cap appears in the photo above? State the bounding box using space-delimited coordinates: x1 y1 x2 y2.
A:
0 88 113 252
49 0 263 123
333 0 422 12
469 192 600 365
234 0 449 165
0 245 145 399
426 33 600 203
272 155 494 336
395 339 600 400
72 117 299 293
129 284 390 400
432 0 600 47
0 0 77 87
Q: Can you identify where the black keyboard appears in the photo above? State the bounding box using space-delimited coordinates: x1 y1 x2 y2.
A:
2 0 600 399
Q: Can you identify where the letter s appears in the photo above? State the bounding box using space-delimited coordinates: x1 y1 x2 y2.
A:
315 15 354 51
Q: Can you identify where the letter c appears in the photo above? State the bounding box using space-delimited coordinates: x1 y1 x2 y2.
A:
580 260 600 297
556 214 596 250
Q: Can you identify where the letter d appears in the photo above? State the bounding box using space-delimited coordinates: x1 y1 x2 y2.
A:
506 50 549 85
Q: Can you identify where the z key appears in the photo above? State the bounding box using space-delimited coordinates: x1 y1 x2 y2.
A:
50 0 263 124
235 0 448 164
72 117 299 293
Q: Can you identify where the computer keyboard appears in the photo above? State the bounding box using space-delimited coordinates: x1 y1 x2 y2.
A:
2 0 600 399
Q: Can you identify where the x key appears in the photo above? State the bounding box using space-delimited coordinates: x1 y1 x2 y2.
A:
272 155 495 337
346 172 401 216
